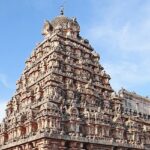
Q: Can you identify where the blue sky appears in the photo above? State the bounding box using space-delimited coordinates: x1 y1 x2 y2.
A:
0 0 150 121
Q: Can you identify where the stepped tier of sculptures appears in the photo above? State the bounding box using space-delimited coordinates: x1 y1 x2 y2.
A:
0 11 150 150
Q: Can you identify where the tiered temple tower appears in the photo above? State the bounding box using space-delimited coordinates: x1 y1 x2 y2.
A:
0 11 149 150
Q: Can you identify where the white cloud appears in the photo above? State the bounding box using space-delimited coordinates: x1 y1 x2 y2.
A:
85 0 150 96
88 20 150 53
118 21 150 52
0 74 9 88
87 0 150 53
0 100 7 122
104 60 150 91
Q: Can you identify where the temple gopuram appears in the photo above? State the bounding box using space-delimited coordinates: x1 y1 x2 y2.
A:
0 10 150 150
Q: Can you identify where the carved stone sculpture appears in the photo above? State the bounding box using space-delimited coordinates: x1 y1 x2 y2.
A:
0 11 149 150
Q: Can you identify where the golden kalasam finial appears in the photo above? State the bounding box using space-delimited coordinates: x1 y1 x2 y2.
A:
60 5 64 15
60 0 67 15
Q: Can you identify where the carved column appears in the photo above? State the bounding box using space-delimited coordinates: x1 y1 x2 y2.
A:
68 142 79 150
86 144 93 150
38 139 51 150
59 141 67 150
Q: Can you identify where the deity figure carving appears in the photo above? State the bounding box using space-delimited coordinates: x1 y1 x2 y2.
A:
27 108 34 121
65 56 73 64
82 70 90 80
31 51 36 63
93 67 100 75
67 91 74 99
67 105 80 136
13 96 19 114
66 65 72 72
6 102 13 117
103 91 110 99
25 59 31 69
41 60 47 75
52 60 60 68
101 70 106 77
103 78 109 84
37 48 43 59
85 95 95 105
94 74 100 82
1 121 6 133
35 84 43 101
52 87 63 103
78 58 83 65
75 49 81 57
66 79 73 89
77 84 82 92
85 79 93 90
22 74 27 89
12 116 17 126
